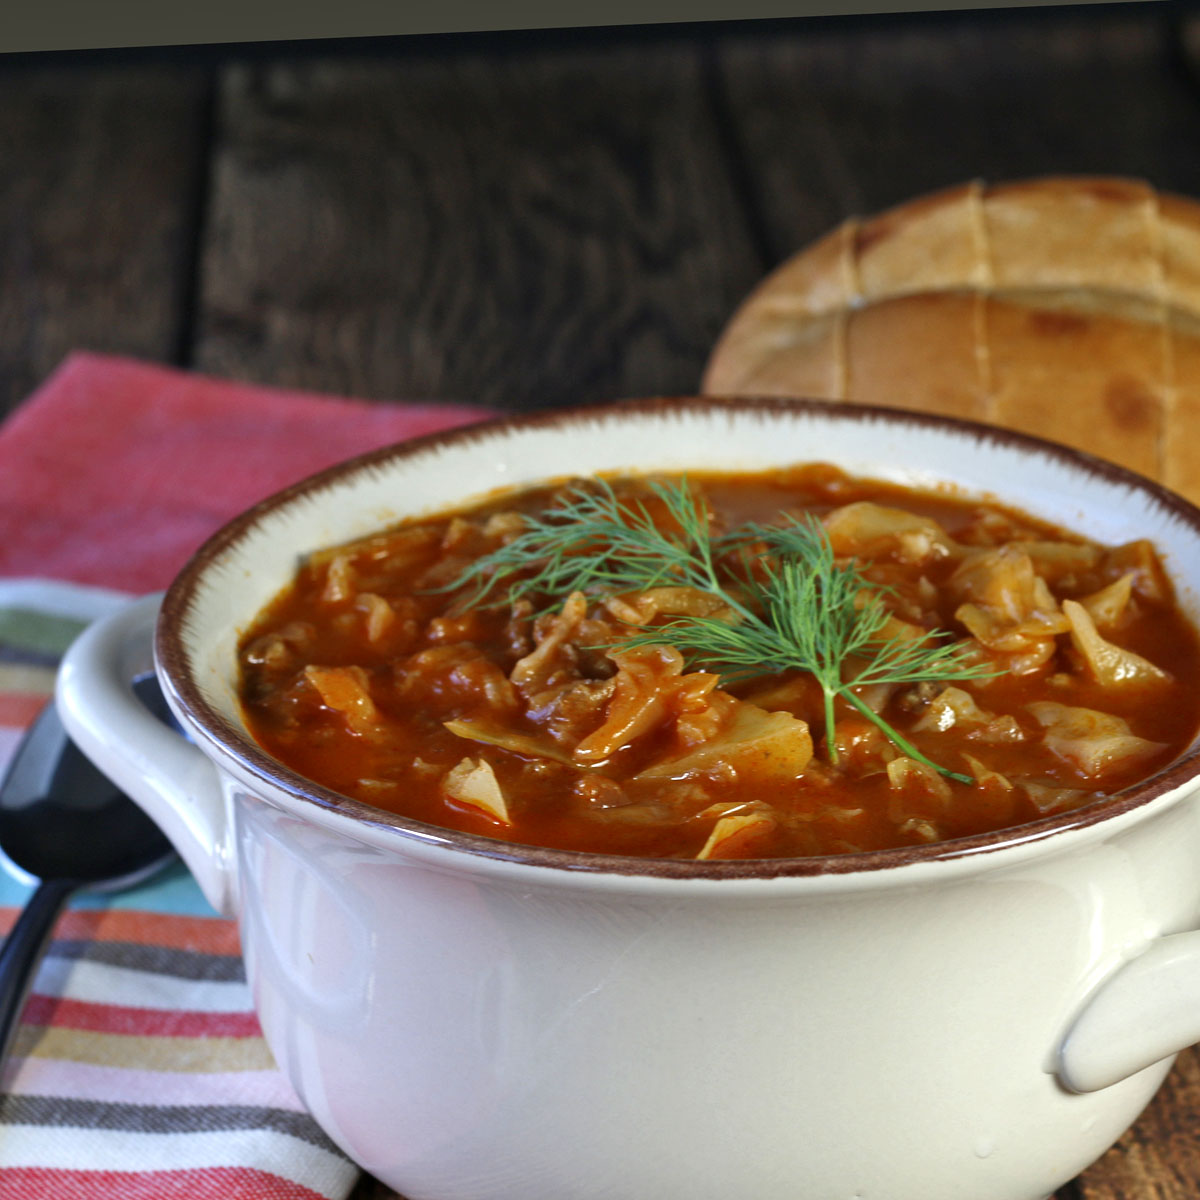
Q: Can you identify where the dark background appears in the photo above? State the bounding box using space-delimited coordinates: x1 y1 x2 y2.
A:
4 2 1200 421
3 4 1199 1195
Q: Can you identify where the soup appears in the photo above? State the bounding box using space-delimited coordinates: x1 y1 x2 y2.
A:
237 464 1200 859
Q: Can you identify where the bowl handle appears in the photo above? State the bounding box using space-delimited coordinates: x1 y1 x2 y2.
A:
55 593 236 917
1058 929 1200 1092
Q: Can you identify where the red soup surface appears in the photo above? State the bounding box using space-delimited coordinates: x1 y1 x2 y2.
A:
237 464 1200 860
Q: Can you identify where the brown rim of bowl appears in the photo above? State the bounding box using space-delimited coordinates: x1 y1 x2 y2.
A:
156 394 1200 879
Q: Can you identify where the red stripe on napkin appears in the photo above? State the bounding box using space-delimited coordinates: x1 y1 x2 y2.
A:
21 997 262 1039
0 352 491 593
0 695 49 728
0 1167 332 1199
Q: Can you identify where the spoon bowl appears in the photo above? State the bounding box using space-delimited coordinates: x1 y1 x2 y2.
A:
0 672 177 1063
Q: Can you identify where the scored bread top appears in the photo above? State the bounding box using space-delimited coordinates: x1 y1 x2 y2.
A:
703 177 1200 502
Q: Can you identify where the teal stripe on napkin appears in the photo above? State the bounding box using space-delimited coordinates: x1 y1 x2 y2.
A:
0 607 88 659
0 854 218 917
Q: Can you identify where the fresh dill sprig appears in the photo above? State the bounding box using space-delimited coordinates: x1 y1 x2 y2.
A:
445 478 991 782
445 477 722 609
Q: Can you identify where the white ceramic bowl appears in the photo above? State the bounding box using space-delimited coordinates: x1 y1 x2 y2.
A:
56 398 1200 1200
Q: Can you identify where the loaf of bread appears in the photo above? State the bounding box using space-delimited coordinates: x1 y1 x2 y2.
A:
702 177 1200 501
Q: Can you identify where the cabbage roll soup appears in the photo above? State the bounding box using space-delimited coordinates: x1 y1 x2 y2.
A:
237 465 1200 860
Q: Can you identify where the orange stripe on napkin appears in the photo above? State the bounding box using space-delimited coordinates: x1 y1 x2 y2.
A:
54 909 243 955
0 908 242 955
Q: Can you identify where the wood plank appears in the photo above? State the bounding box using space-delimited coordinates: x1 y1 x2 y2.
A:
712 8 1200 268
0 63 208 416
193 41 763 410
1071 1047 1200 1200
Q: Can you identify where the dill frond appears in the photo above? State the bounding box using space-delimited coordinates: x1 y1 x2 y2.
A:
444 477 718 609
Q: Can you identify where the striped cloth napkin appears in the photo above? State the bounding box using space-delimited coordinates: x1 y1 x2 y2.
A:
0 353 489 1199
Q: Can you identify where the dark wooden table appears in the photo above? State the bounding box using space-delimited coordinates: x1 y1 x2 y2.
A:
3 4 1200 1195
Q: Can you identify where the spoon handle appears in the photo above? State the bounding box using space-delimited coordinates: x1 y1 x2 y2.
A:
0 878 77 1065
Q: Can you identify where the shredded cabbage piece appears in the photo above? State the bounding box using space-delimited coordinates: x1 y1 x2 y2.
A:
355 593 396 644
443 718 580 767
952 546 1071 673
443 757 512 824
303 665 385 737
960 753 1014 792
574 645 719 764
823 501 956 564
1007 540 1102 584
897 817 941 842
636 702 813 782
1079 573 1135 630
695 810 776 860
1062 599 1169 688
510 590 591 690
1027 701 1165 777
604 586 737 626
1021 781 1095 814
913 686 1025 743
886 756 953 806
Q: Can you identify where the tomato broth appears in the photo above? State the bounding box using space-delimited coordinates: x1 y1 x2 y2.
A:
237 465 1200 860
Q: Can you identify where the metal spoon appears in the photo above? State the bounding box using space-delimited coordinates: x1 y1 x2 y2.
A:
0 673 177 1064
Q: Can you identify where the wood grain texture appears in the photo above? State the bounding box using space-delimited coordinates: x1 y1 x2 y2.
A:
0 64 207 416
1074 1047 1200 1200
711 8 1200 269
193 43 762 410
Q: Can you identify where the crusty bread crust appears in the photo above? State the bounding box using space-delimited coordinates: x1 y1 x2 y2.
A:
702 177 1200 500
